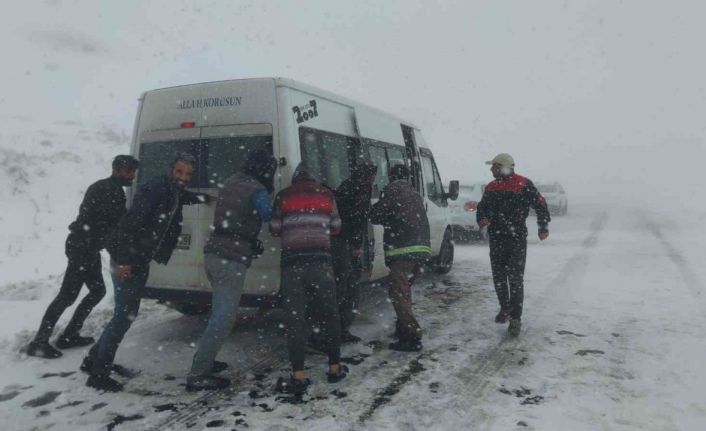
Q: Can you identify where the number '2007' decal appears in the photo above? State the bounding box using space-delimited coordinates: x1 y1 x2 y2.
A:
292 100 319 124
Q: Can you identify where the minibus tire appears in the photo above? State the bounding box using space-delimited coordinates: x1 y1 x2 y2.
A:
434 229 454 275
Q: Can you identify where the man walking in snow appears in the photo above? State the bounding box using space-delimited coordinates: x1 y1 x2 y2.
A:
26 155 139 359
83 153 209 392
370 164 431 352
186 150 277 392
477 153 550 336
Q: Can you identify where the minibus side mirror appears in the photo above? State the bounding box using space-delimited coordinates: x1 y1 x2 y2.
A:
446 180 460 201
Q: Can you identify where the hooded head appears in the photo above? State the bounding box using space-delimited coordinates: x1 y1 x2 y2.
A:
243 150 278 193
351 159 378 184
292 161 319 183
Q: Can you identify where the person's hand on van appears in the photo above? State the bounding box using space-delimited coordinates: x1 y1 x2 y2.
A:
478 218 490 228
539 230 549 241
352 248 363 258
115 264 132 281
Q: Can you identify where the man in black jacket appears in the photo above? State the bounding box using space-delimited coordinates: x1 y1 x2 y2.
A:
332 159 377 343
26 155 139 359
83 153 209 392
477 153 550 336
370 164 431 352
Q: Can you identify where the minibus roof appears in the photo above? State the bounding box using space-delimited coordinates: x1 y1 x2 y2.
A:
141 77 419 130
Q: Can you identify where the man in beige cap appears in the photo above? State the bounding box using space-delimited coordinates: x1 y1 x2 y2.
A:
476 153 550 335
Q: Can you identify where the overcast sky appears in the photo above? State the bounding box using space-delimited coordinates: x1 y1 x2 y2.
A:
1 0 704 206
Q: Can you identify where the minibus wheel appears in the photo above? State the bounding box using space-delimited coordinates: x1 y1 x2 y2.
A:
434 229 454 274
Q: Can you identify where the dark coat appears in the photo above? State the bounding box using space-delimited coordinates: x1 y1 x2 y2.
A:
204 172 267 266
67 176 127 253
107 175 203 265
370 179 431 265
476 173 550 240
334 177 372 250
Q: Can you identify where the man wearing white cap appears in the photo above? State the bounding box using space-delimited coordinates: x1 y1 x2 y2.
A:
477 153 550 336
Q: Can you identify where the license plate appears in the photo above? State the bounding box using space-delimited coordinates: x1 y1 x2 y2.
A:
176 234 191 250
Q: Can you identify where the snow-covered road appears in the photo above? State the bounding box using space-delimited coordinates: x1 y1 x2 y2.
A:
1 204 705 430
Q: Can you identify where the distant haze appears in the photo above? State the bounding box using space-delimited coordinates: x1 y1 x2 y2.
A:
1 1 704 209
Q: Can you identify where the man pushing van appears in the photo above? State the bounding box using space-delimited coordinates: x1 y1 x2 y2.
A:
83 153 210 392
186 150 277 391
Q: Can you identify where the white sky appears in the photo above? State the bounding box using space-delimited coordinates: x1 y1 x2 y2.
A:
1 0 704 206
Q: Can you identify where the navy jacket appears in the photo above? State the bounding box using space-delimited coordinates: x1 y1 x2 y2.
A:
107 175 203 265
476 173 550 240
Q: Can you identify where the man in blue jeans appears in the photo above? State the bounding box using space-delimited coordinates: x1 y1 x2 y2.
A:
83 153 209 392
186 150 277 391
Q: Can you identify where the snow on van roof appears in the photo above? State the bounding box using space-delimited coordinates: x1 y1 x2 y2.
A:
142 77 419 131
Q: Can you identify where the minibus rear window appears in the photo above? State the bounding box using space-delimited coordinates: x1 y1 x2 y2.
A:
138 135 273 188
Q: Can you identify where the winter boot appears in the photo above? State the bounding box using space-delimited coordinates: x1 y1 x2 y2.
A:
508 318 522 336
276 376 311 396
26 341 63 359
212 360 229 374
56 334 95 349
186 375 230 392
341 331 362 344
326 364 349 383
494 308 511 324
80 357 139 378
86 374 123 392
389 338 423 352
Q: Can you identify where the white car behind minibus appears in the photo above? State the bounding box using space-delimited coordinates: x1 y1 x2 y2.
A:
128 78 459 314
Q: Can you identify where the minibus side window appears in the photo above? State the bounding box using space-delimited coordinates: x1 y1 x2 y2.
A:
421 153 444 206
299 128 353 190
367 145 389 197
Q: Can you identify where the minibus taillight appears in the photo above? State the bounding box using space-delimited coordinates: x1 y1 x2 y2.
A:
464 201 478 212
181 121 196 128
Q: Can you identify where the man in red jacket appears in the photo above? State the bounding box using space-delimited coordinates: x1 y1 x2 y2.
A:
477 153 550 336
270 162 348 396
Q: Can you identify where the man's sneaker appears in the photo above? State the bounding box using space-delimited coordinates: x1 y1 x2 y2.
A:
508 318 522 336
389 339 423 352
26 341 63 359
275 376 311 395
86 375 123 392
326 364 349 383
341 331 362 344
212 360 229 374
186 375 230 392
494 308 511 324
55 334 95 349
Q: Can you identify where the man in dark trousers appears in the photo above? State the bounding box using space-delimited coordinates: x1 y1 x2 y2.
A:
370 164 431 352
83 153 209 392
332 159 377 343
26 155 139 359
270 162 348 396
186 150 277 391
476 153 550 336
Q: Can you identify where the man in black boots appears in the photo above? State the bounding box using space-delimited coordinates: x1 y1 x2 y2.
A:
26 155 139 359
83 153 209 392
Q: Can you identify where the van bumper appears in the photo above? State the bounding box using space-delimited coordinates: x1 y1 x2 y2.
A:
141 286 280 308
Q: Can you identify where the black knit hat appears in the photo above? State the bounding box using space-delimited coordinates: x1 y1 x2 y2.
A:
244 150 277 192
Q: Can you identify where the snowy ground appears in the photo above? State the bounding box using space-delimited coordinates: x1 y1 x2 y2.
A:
1 199 705 430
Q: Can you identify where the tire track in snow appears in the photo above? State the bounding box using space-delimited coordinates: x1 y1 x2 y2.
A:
427 212 610 428
643 216 706 314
